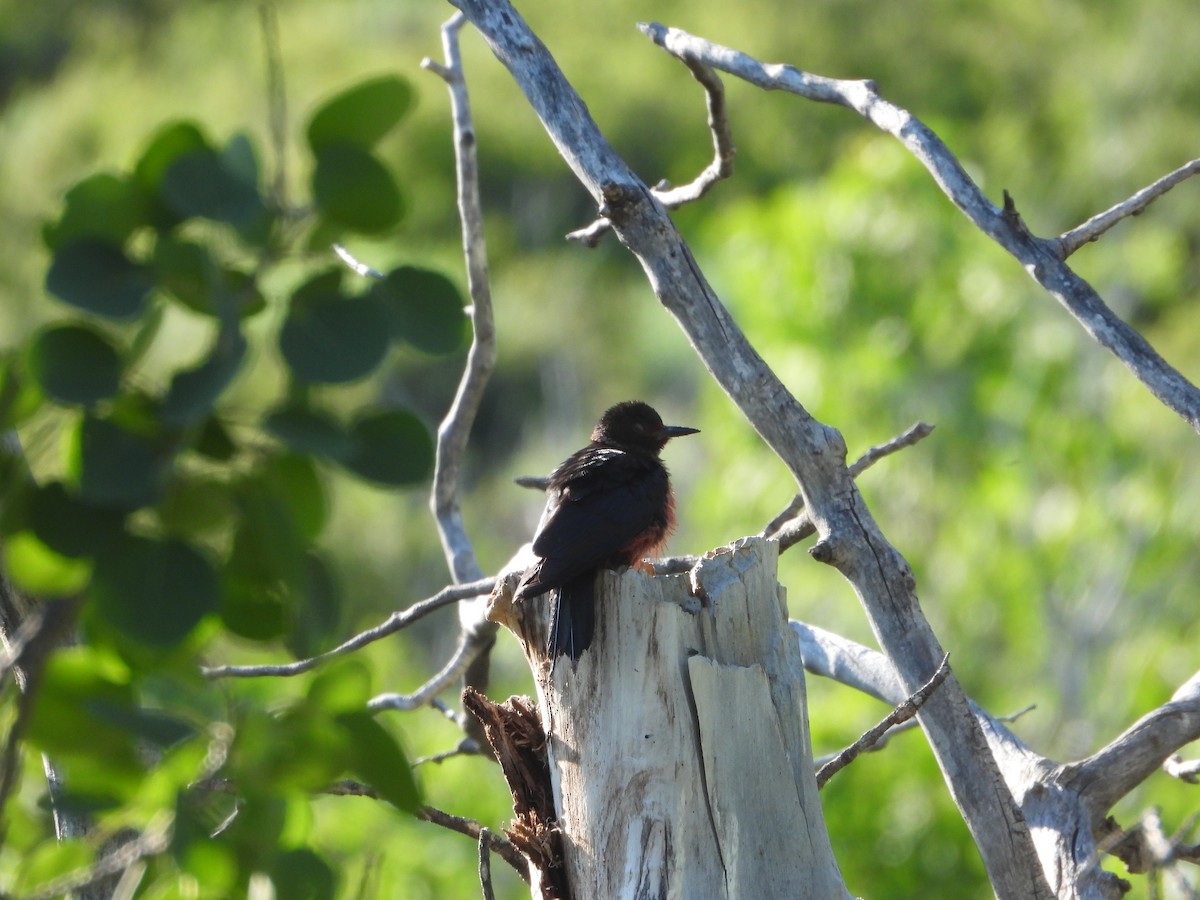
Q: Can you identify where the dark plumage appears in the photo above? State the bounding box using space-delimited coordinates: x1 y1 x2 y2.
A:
515 401 698 661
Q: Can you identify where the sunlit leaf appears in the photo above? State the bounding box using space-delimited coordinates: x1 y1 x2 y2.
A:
306 74 413 151
306 659 370 715
159 474 235 539
134 121 209 196
259 454 327 543
25 646 138 764
43 172 148 250
26 324 122 406
3 531 92 597
16 840 93 897
0 355 44 429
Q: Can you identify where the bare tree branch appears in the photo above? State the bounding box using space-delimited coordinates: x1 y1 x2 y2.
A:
1057 159 1200 258
258 1 288 207
422 12 498 588
762 420 935 548
478 827 497 900
450 3 1050 895
793 621 1200 898
333 243 384 278
816 652 951 789
418 804 531 884
1064 669 1200 822
201 577 493 678
638 22 1200 435
1165 754 1200 785
368 631 478 712
417 13 505 750
568 52 736 246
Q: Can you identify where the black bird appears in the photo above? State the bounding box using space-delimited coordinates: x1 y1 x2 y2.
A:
515 400 699 662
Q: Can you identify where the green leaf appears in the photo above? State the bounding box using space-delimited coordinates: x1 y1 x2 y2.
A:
336 712 420 813
311 143 404 234
161 144 264 229
195 415 238 461
341 409 433 487
3 531 93 597
161 327 247 428
0 354 45 429
43 172 148 250
375 266 467 355
90 534 218 647
219 579 287 641
230 710 347 795
46 239 154 320
270 849 337 900
71 416 169 509
286 553 341 660
259 454 327 543
219 471 310 642
306 659 370 715
134 120 213 230
263 404 354 460
306 75 413 151
279 273 391 384
26 324 122 406
153 236 267 320
16 840 93 896
135 121 209 195
29 481 125 558
87 701 195 749
159 474 235 539
25 646 139 764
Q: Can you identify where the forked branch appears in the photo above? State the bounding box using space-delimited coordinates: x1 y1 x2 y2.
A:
639 22 1200 434
567 49 735 246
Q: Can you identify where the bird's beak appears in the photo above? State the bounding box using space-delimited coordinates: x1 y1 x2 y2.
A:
660 425 700 438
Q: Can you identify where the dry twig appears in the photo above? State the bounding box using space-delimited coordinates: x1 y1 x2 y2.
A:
816 653 951 789
201 577 494 678
567 49 734 246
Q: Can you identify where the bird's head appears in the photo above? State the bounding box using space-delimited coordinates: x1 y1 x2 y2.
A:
591 400 699 453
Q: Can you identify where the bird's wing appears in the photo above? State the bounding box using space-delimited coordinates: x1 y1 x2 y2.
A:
523 451 668 593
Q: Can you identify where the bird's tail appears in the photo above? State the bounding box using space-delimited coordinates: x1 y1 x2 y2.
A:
548 573 596 663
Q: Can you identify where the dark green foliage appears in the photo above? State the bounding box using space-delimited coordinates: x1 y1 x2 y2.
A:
5 65 447 898
26 324 122 406
90 534 219 647
342 408 435 487
45 240 155 319
279 269 392 384
312 142 405 234
375 265 468 354
306 75 414 151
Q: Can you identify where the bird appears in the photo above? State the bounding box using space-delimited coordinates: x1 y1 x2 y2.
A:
515 400 699 663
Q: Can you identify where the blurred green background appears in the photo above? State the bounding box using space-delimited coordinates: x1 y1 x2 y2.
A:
2 0 1198 896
